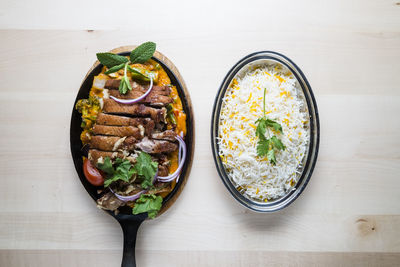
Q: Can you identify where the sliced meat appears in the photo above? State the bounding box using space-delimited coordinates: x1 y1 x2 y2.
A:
148 183 172 195
135 137 178 154
151 130 177 142
122 136 138 151
93 125 142 138
105 79 171 96
103 99 166 123
157 165 169 177
90 136 137 151
153 153 169 165
90 136 122 151
108 90 173 107
88 149 126 165
96 113 155 135
97 192 125 211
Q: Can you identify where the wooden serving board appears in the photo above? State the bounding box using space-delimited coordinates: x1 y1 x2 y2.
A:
81 45 195 216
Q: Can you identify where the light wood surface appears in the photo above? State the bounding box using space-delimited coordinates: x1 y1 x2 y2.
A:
0 0 399 266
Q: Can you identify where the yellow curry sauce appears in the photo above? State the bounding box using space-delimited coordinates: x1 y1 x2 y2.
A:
77 58 187 197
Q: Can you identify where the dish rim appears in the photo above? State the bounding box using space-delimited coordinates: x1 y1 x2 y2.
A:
211 51 320 212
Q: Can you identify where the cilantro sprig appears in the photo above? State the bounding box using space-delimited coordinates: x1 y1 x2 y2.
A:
255 88 285 165
132 194 163 219
97 157 136 187
134 151 158 189
96 152 158 189
96 41 156 94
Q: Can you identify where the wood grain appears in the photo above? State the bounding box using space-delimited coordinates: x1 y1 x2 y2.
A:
1 250 400 267
0 0 399 266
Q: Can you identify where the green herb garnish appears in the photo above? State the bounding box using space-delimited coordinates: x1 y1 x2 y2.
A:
130 42 157 64
166 104 177 124
255 88 285 165
97 152 158 189
134 152 158 189
97 157 136 187
127 65 158 82
118 62 132 94
96 41 156 94
96 53 129 68
132 194 163 219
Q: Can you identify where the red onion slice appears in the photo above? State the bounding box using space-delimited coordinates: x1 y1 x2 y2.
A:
110 188 147 202
157 135 186 183
176 136 184 183
110 77 153 104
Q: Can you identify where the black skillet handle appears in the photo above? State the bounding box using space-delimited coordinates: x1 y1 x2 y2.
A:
117 214 147 267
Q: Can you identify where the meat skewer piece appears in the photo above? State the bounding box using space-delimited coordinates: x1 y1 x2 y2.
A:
108 90 173 107
105 80 171 96
96 113 155 135
97 192 125 211
90 136 137 151
151 130 177 142
88 149 127 165
135 137 178 154
93 125 142 138
103 99 166 123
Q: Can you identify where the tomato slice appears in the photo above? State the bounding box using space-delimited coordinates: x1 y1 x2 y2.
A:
83 158 104 186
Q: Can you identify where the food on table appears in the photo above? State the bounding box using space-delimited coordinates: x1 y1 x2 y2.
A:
218 64 310 202
75 42 187 218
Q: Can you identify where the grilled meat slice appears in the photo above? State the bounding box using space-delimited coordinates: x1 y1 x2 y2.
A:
105 80 171 96
151 130 177 142
97 192 125 211
96 113 155 135
122 136 138 151
88 149 126 165
90 136 121 151
148 183 173 195
157 165 169 177
135 137 178 154
90 136 137 151
103 99 166 122
93 125 142 138
108 90 173 107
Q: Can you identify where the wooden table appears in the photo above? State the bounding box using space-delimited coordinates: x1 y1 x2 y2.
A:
0 0 399 266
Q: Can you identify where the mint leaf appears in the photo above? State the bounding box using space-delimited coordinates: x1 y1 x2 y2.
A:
132 194 163 219
96 53 129 68
124 75 132 91
119 78 128 94
130 42 156 64
270 135 285 150
105 63 125 74
134 152 158 189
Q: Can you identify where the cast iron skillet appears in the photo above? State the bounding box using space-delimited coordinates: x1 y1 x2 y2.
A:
211 51 319 212
70 47 194 267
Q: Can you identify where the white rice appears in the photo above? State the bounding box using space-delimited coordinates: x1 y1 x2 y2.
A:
218 64 310 202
